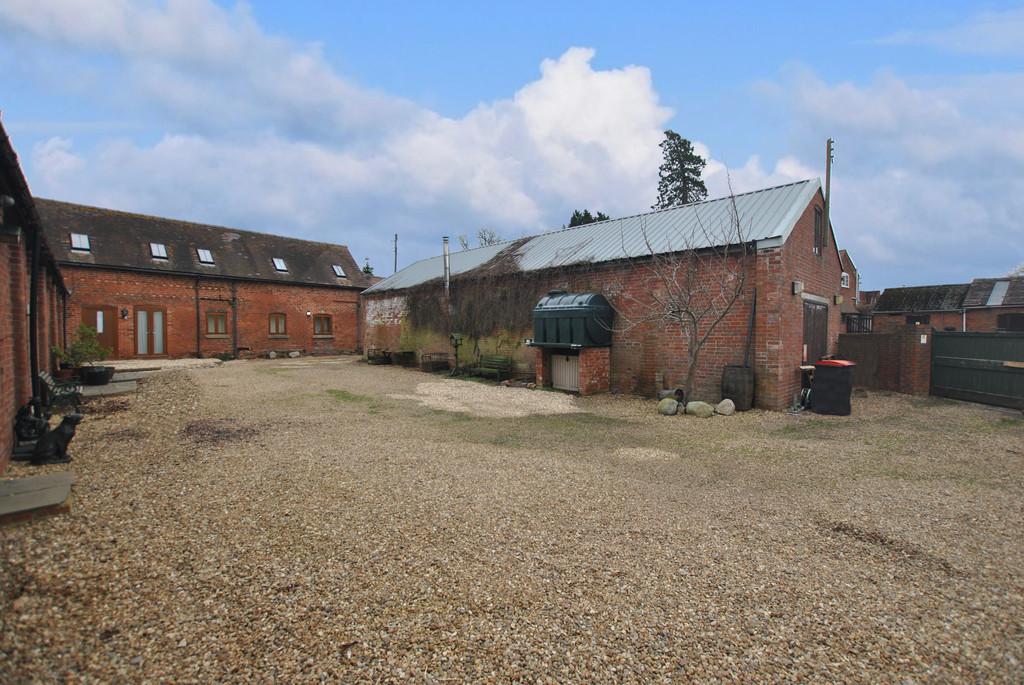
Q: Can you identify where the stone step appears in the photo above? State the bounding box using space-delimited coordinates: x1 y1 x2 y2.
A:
0 472 75 524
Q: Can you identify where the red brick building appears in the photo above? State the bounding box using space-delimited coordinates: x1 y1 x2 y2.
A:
362 179 845 410
873 278 1024 334
1 122 67 472
37 201 372 360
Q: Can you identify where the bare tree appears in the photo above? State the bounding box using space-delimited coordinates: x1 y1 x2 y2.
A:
477 227 501 246
609 190 752 402
457 234 471 251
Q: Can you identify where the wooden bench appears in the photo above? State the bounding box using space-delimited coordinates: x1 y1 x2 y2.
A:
39 371 81 411
468 355 515 382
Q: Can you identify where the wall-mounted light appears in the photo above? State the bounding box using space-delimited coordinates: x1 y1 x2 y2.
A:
834 294 844 305
121 308 129 319
306 311 312 317
792 280 804 295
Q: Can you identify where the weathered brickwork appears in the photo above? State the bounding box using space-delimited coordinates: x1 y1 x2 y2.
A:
363 192 843 410
838 327 932 395
61 266 362 359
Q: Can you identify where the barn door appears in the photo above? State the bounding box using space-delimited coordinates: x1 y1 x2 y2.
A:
81 305 118 358
803 300 828 363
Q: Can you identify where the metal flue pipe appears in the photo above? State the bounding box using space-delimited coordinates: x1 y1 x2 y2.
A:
442 236 451 297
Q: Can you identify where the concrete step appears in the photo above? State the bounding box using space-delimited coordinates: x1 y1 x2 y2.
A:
0 472 74 524
81 380 138 398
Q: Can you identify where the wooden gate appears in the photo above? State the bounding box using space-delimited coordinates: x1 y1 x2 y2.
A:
931 332 1024 409
551 352 580 392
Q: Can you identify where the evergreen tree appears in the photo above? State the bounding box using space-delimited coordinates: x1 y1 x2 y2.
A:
653 130 708 210
361 259 374 276
568 209 611 227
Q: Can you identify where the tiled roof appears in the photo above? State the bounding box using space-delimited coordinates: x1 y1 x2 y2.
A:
367 179 822 293
963 277 1024 308
36 199 369 289
874 284 969 313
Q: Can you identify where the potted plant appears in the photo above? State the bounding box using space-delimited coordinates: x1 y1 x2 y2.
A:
51 346 76 380
59 324 113 385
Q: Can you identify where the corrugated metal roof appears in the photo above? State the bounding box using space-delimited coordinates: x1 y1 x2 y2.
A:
366 178 821 293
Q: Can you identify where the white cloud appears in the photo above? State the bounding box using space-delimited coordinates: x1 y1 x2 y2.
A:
881 7 1024 57
31 137 85 189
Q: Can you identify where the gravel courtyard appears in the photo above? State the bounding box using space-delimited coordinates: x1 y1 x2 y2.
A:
2 356 1023 682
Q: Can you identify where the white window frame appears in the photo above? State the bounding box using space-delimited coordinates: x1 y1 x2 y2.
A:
70 233 90 251
332 264 346 277
197 248 215 264
841 272 850 289
272 257 288 272
150 242 168 259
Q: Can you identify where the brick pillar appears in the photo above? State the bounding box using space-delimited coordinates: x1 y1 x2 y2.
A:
535 348 550 387
579 347 610 395
899 327 932 395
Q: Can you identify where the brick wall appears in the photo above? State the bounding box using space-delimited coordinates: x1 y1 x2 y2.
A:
838 327 932 395
874 311 964 333
61 266 362 359
966 306 1024 332
579 347 610 395
363 192 841 411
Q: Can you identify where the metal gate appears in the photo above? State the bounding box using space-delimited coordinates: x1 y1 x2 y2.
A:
931 332 1024 409
551 353 580 392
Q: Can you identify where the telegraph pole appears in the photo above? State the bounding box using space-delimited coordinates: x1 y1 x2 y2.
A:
393 233 398 274
824 138 834 234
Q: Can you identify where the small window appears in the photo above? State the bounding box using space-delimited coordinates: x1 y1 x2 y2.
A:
813 208 824 256
197 248 215 264
70 233 90 251
206 312 227 335
906 314 931 326
997 313 1024 332
332 264 346 277
150 242 168 259
272 257 288 272
840 272 850 288
313 314 332 335
269 313 287 335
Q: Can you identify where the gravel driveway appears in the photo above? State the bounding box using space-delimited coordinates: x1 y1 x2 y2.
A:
2 356 1023 682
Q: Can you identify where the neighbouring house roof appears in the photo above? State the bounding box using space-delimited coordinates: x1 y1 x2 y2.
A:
36 199 370 289
963 277 1024 308
366 179 824 293
874 284 970 313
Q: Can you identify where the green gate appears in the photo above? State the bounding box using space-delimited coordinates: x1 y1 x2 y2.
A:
931 332 1024 409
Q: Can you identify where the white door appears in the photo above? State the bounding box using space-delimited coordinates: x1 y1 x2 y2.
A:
552 353 580 392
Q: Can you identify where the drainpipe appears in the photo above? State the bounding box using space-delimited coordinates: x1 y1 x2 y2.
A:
29 223 42 417
194 276 201 357
962 309 966 332
230 281 238 357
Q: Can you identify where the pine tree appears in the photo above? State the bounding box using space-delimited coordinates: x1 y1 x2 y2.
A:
568 209 610 227
653 130 708 210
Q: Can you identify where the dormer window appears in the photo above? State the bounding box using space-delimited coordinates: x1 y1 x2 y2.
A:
332 264 346 277
70 233 90 252
197 248 215 264
272 258 288 272
150 243 168 259
840 272 850 289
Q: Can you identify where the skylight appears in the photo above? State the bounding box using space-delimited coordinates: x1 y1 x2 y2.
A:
987 280 1010 307
272 257 288 272
332 264 346 277
150 242 168 259
70 233 90 251
197 248 215 264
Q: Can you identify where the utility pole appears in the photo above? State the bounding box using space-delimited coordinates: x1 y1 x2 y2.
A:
824 138 834 235
393 233 398 274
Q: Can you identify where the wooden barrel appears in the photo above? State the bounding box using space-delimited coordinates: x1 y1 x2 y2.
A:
721 365 754 411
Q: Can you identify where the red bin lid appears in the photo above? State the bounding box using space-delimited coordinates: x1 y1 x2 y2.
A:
815 359 856 367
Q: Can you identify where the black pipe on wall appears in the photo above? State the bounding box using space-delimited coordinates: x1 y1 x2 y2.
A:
28 223 42 417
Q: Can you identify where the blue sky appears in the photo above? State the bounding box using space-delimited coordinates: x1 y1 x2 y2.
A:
1 1 1022 288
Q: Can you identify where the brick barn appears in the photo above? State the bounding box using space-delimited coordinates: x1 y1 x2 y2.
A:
362 179 845 410
37 201 373 360
1 121 67 472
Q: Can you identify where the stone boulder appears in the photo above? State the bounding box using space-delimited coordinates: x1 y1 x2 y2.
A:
685 401 715 418
657 398 679 416
267 351 277 359
288 351 300 358
715 399 736 416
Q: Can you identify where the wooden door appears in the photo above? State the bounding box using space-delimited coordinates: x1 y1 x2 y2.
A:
552 352 580 392
81 305 118 358
802 300 828 363
134 307 167 357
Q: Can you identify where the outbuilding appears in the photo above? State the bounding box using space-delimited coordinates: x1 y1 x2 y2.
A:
363 179 846 410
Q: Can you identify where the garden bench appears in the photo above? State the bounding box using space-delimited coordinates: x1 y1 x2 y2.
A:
39 371 81 411
468 355 515 382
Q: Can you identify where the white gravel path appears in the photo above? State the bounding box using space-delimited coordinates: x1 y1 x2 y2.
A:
2 356 1022 682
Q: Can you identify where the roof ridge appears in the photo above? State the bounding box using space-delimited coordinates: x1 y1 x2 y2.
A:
34 197 350 250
